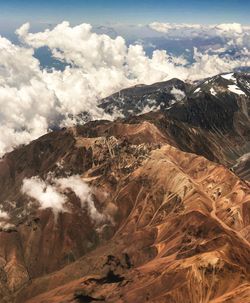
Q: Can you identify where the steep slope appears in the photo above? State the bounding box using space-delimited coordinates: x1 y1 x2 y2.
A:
0 114 249 302
0 72 250 302
99 78 190 117
165 72 250 175
98 72 250 179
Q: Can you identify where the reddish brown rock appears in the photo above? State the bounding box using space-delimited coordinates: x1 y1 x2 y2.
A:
0 113 249 303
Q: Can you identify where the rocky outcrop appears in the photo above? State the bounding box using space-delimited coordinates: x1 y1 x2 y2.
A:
0 73 249 302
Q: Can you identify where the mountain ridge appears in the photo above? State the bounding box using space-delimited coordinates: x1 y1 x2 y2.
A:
0 72 249 302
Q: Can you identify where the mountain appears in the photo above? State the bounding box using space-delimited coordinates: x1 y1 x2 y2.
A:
100 72 250 176
0 72 249 303
98 78 190 117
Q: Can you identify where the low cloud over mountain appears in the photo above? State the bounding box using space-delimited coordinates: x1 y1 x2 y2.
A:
0 21 249 156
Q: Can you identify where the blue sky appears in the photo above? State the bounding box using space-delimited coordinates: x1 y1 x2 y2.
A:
0 2 249 155
0 0 249 32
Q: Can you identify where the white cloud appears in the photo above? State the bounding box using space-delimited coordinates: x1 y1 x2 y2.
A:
171 87 186 101
55 175 107 223
0 21 248 156
148 22 248 37
149 22 202 34
0 210 9 219
22 177 66 214
148 22 250 52
215 23 243 34
0 222 15 231
22 175 108 223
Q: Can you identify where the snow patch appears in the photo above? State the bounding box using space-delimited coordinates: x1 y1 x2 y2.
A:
233 153 250 169
169 100 177 106
228 85 246 95
140 104 160 115
221 73 235 81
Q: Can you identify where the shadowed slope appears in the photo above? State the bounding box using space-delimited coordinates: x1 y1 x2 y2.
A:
0 118 247 302
0 74 249 302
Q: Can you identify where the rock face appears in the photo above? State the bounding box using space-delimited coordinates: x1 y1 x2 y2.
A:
99 72 250 174
99 78 190 117
0 72 250 302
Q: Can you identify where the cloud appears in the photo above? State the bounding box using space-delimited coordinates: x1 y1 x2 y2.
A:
149 22 202 34
0 209 9 219
0 21 248 156
148 22 250 51
22 176 66 214
0 36 59 154
22 175 109 223
171 87 186 101
148 22 247 37
215 23 243 34
55 175 107 223
0 222 15 231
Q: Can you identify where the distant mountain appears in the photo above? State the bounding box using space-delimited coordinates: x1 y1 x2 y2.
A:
93 25 119 39
99 72 250 120
98 72 250 174
99 78 190 117
0 72 250 303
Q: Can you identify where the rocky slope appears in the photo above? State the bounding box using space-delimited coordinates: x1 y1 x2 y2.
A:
99 78 190 117
0 72 249 302
100 72 250 177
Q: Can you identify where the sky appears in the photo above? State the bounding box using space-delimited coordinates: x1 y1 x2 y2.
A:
0 0 250 36
0 0 249 156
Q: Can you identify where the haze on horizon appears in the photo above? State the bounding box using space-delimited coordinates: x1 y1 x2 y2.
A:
0 0 250 36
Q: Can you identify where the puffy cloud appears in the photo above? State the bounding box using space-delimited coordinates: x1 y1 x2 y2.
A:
215 23 243 34
22 177 66 214
0 209 9 219
191 47 249 76
55 175 107 223
17 22 127 70
0 21 248 156
0 36 59 154
171 87 186 101
22 175 109 223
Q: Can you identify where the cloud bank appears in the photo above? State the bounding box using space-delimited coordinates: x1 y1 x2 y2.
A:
148 22 248 37
148 22 250 51
0 21 248 156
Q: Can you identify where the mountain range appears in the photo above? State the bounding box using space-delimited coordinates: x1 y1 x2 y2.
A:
0 72 250 303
